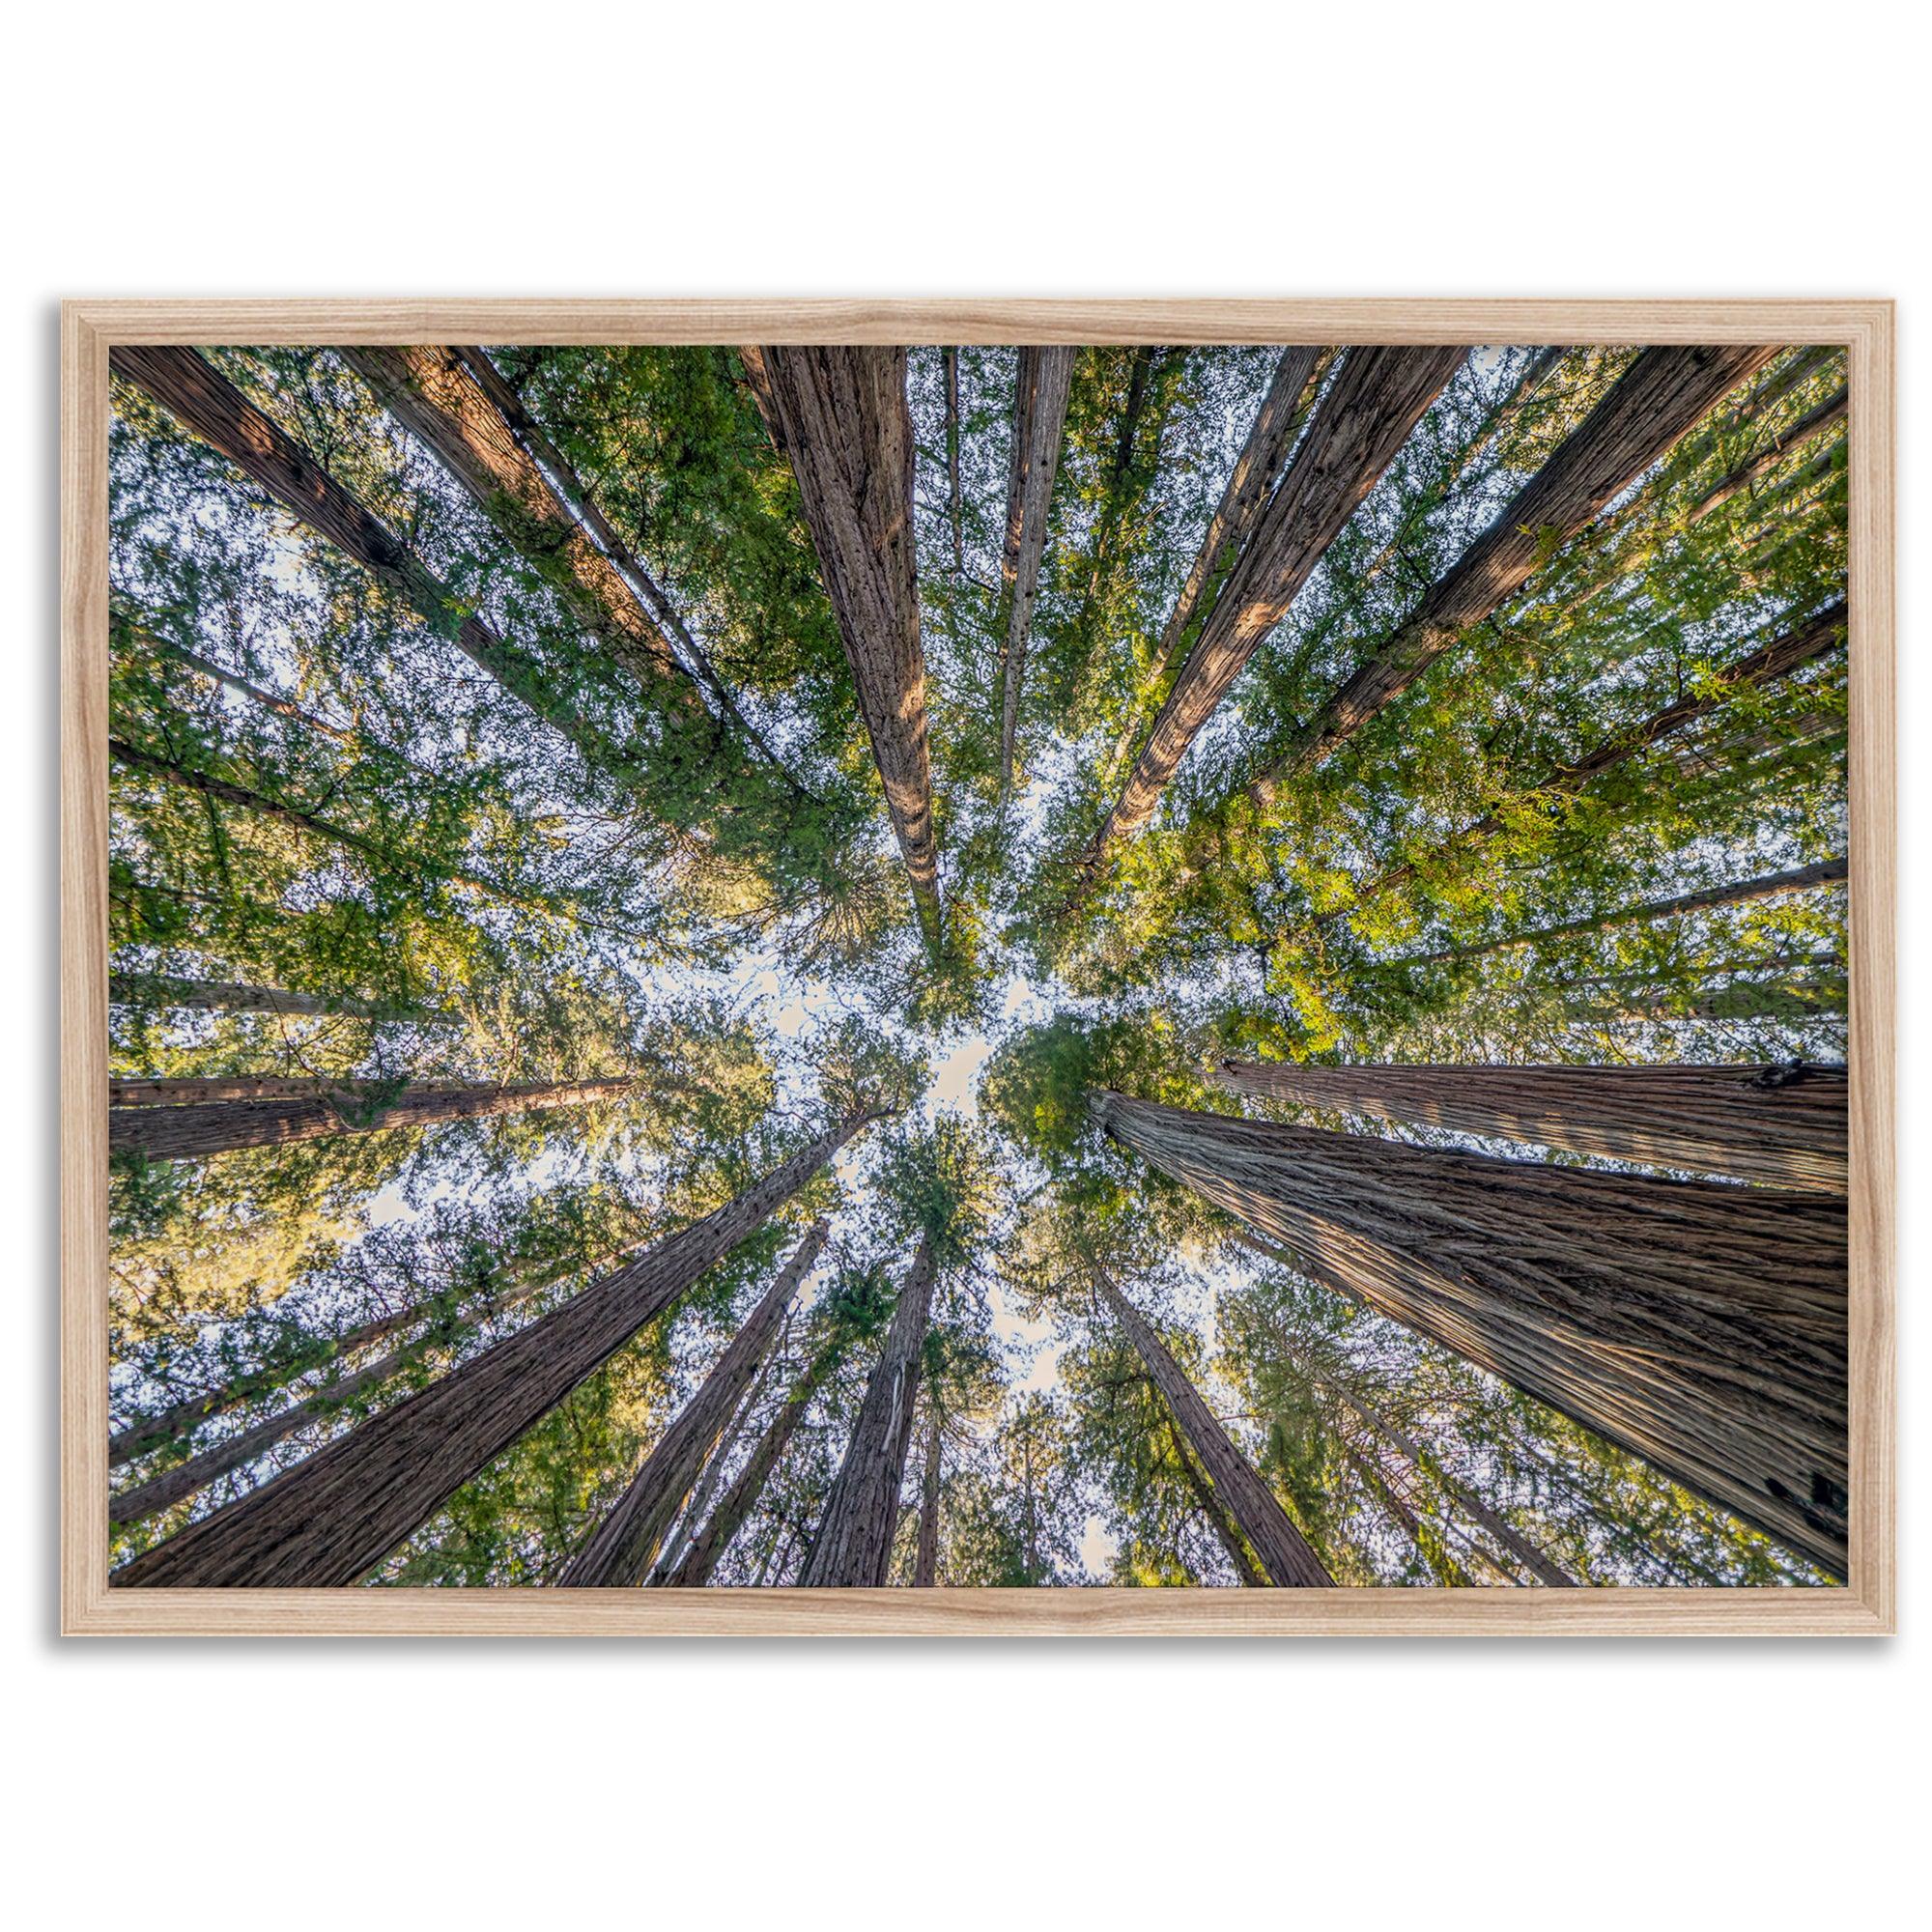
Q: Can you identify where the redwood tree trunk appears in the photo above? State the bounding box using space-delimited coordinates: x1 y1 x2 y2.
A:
108 973 434 1022
1089 346 1465 865
110 347 607 760
1218 1059 1849 1195
798 1237 937 1586
558 1222 828 1585
944 348 965 573
1170 1423 1267 1586
1094 1265 1333 1587
1688 387 1847 524
1095 1090 1848 1575
914 1409 943 1587
109 1076 637 1161
997 346 1076 800
740 346 942 954
1254 344 1781 793
110 1075 484 1106
112 1111 883 1586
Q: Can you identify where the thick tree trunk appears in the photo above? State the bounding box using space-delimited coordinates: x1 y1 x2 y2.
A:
110 1075 483 1106
1087 347 1465 866
558 1222 828 1585
1688 387 1848 525
1170 1422 1267 1586
914 1408 943 1587
944 347 965 574
108 973 435 1023
1093 1265 1332 1586
645 1351 773 1584
109 1075 636 1161
1250 344 1780 795
114 1111 882 1586
997 346 1076 801
798 1237 937 1586
110 347 608 760
1404 856 1848 968
1218 1058 1849 1195
1328 600 1847 926
1095 1090 1848 1575
739 347 942 954
659 1340 841 1587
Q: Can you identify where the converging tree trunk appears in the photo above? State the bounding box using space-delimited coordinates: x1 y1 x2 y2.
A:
1217 1058 1849 1194
1170 1421 1267 1586
997 346 1076 801
108 973 438 1023
1250 344 1781 795
558 1221 829 1586
109 1075 636 1161
740 346 943 954
1093 1265 1332 1586
112 1110 884 1586
1688 387 1847 525
1085 346 1466 869
944 348 965 573
798 1237 937 1587
914 1408 943 1587
1095 1090 1848 1575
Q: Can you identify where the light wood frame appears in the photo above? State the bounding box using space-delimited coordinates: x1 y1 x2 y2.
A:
62 299 1895 1635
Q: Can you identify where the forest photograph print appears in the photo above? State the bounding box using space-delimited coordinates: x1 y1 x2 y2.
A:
69 311 1888 1629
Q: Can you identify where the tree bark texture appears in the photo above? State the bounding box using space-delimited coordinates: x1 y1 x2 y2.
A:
797 1236 937 1586
997 346 1076 799
557 1221 828 1585
1217 1058 1849 1195
110 1075 485 1106
1093 1265 1332 1586
1095 1090 1848 1575
1254 345 1782 795
112 1111 880 1586
914 1409 943 1587
1090 346 1466 861
739 346 941 952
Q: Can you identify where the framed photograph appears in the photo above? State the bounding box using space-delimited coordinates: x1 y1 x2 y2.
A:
61 299 1893 1634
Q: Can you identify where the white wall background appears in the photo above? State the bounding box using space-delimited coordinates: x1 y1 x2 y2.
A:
4 7 1918 1924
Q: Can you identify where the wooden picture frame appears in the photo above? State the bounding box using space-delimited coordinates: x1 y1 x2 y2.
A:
62 298 1895 1635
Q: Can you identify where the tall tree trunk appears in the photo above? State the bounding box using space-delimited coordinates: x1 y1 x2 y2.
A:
1093 1265 1333 1586
660 1338 843 1587
108 1249 591 1527
1251 344 1780 795
1688 387 1847 525
1085 347 1465 869
1169 1421 1267 1586
110 1075 485 1106
944 347 965 574
114 1110 884 1586
109 1075 636 1161
1402 856 1847 968
997 346 1076 802
798 1237 937 1586
646 1350 775 1584
739 346 942 955
108 973 437 1023
914 1408 943 1587
1094 1090 1848 1575
110 347 609 762
1218 1058 1848 1195
558 1222 829 1585
1325 599 1847 927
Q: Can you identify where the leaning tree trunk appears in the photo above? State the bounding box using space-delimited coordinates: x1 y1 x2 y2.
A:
1086 346 1465 868
913 1408 944 1587
1252 344 1781 796
1170 1422 1267 1587
1093 1265 1332 1587
113 1111 884 1586
107 1247 592 1527
1095 1090 1848 1575
997 346 1076 802
739 346 943 956
944 348 965 572
798 1237 937 1587
1402 856 1848 969
659 1338 842 1588
1688 386 1847 525
108 973 437 1023
109 1075 637 1161
1217 1059 1849 1195
110 347 608 763
558 1222 829 1586
110 1076 484 1106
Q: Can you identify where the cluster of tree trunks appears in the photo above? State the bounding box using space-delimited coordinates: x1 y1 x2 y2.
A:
113 1110 884 1586
1094 1090 1848 1575
1217 1059 1849 1194
740 346 943 953
558 1222 828 1585
1250 344 1781 797
798 1237 937 1586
